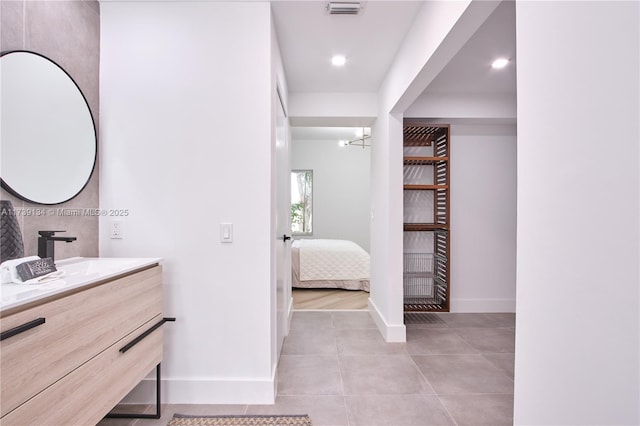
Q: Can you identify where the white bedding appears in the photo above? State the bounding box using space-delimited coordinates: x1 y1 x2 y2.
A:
291 239 370 291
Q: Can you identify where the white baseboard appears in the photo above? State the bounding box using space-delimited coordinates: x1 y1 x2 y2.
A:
450 298 516 313
286 296 294 336
124 297 289 405
122 376 276 405
368 298 406 342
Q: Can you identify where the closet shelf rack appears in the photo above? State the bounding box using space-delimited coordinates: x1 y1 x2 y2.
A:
403 156 449 166
403 125 448 146
403 121 451 313
404 224 449 231
403 184 449 190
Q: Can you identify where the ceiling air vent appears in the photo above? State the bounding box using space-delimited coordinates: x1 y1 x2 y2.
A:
327 2 361 15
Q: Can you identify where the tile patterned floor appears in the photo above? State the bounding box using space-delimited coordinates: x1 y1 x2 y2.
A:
98 311 515 426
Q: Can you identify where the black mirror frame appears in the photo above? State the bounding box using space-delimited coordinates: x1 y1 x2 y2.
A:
0 50 97 205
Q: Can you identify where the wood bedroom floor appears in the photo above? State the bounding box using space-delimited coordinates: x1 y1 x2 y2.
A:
292 288 369 310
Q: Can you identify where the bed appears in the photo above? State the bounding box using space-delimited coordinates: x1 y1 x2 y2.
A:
291 239 370 292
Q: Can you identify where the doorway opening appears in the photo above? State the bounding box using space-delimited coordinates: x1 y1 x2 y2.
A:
289 126 372 310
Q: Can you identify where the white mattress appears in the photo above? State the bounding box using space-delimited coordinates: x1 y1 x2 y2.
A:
293 239 370 281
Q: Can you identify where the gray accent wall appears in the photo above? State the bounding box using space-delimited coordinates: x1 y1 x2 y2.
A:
0 0 100 259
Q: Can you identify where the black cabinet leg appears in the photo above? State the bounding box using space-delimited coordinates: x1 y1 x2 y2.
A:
105 364 162 420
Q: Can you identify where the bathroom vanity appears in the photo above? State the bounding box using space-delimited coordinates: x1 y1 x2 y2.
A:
0 257 164 425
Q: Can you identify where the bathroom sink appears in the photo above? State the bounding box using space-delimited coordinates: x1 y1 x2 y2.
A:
56 257 146 277
1 257 162 312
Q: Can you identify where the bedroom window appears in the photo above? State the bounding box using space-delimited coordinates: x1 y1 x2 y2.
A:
291 170 313 235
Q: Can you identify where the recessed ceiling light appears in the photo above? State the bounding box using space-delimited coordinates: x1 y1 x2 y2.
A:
491 58 510 69
331 55 346 67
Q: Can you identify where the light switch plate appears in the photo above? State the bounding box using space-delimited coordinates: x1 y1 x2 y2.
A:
220 223 233 243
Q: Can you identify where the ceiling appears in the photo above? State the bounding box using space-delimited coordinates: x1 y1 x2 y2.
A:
274 0 516 139
423 0 516 95
271 1 422 93
272 0 516 96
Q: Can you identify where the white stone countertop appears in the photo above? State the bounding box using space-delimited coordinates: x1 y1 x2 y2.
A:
0 257 162 313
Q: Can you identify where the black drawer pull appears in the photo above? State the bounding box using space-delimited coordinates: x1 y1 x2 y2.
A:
1 317 46 341
119 317 176 354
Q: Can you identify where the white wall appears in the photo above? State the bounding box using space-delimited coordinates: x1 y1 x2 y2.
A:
100 1 278 403
291 138 371 252
514 1 639 424
370 0 499 341
405 93 516 122
288 92 377 127
370 0 470 343
449 124 516 312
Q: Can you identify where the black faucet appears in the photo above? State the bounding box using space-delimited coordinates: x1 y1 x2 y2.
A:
37 231 77 261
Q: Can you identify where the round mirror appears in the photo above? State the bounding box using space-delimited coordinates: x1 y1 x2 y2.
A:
1 51 96 205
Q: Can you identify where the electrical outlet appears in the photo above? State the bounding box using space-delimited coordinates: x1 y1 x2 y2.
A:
110 220 123 239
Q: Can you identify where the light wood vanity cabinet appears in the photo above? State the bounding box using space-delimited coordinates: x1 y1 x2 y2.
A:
0 264 163 425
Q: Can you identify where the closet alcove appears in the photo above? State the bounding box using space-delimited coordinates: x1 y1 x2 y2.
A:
403 121 450 312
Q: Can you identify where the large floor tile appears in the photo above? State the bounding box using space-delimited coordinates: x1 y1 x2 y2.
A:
277 355 342 396
97 404 151 426
404 312 449 329
406 328 479 355
437 313 505 328
339 355 434 395
282 327 337 355
290 311 333 330
453 327 516 353
482 353 515 379
337 328 407 355
100 311 519 426
247 395 348 426
97 417 138 426
481 313 516 327
413 354 514 394
163 404 248 416
345 395 455 426
331 311 377 329
439 394 514 425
